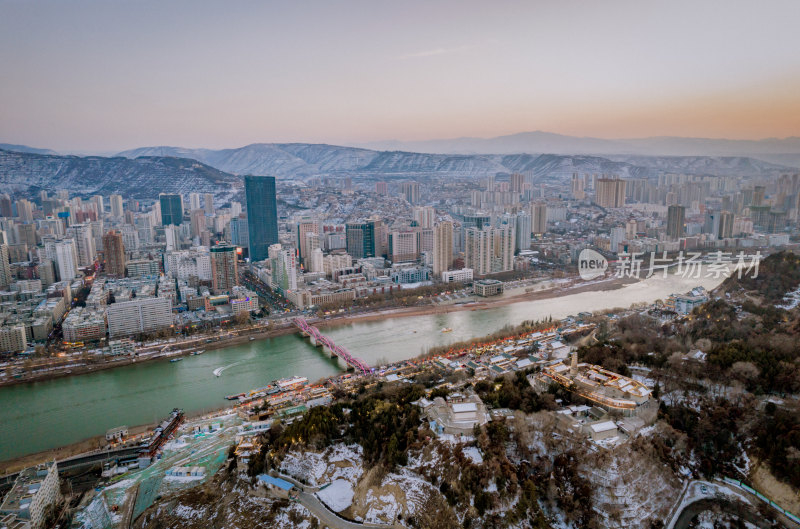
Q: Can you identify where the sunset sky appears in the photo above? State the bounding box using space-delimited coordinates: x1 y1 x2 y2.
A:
1 0 799 152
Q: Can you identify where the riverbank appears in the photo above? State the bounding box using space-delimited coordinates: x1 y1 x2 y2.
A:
0 402 235 475
0 274 630 389
315 273 635 328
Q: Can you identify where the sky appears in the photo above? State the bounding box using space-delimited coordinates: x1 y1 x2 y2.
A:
1 0 799 152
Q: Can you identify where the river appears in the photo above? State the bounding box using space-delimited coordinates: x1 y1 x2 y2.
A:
0 270 726 462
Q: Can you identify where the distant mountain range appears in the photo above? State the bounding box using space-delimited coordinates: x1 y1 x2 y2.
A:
355 131 800 165
0 149 241 201
0 137 796 199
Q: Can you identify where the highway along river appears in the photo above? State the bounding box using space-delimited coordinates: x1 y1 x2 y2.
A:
0 271 726 461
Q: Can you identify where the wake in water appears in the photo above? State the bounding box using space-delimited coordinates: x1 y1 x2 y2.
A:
213 361 243 377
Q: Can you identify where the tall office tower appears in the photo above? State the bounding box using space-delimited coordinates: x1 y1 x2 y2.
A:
0 245 11 288
0 194 12 218
269 244 297 292
159 194 184 226
54 239 79 280
103 230 126 277
412 206 435 229
571 173 586 200
67 223 96 266
345 222 377 259
433 221 453 277
388 230 418 262
510 173 525 193
464 225 515 276
485 175 495 192
515 212 532 251
92 195 104 215
309 247 324 274
375 181 388 195
190 209 206 238
666 205 685 239
531 203 548 234
39 190 48 202
625 219 638 240
401 182 420 204
752 185 766 207
189 193 202 211
230 216 249 249
210 245 238 293
204 193 214 215
718 211 734 239
295 218 320 265
244 176 279 261
594 178 627 208
110 194 124 218
15 199 34 222
768 211 787 234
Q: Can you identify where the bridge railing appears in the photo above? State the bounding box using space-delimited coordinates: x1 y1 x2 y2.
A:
293 318 370 375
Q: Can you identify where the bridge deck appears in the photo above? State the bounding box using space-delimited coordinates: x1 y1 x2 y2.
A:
292 318 370 375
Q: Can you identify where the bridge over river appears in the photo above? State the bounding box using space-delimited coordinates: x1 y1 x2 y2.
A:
292 317 371 375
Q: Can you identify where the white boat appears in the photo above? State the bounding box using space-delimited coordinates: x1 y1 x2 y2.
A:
441 327 453 333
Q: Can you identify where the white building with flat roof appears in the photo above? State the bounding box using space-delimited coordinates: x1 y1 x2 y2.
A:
106 297 173 338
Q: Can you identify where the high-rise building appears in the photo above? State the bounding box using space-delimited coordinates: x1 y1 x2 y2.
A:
464 225 515 277
515 212 532 251
54 239 79 280
531 203 548 234
412 206 435 229
752 185 766 207
595 178 627 208
309 247 324 274
0 244 11 288
510 173 525 193
204 193 215 215
269 244 297 293
230 216 249 250
433 221 453 277
189 192 202 211
190 209 206 238
571 173 586 200
244 176 279 261
103 230 126 278
704 209 720 238
210 245 238 293
346 222 377 259
375 181 388 195
666 205 685 240
110 194 124 218
718 211 734 239
67 223 96 267
159 194 184 226
92 195 105 214
388 230 418 262
0 194 12 218
296 218 320 265
401 182 420 204
15 199 33 222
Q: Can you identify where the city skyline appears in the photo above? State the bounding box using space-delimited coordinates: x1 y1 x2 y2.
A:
2 0 800 152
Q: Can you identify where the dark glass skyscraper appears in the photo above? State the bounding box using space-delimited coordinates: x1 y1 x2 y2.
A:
159 194 184 226
245 175 279 261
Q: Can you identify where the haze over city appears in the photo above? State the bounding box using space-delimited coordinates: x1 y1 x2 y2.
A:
2 2 800 529
2 0 800 152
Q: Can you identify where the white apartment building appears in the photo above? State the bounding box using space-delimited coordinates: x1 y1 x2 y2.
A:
106 297 173 338
0 325 27 353
165 249 212 281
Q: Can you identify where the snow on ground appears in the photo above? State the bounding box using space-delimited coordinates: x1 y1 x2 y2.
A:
280 443 364 486
462 446 483 464
174 504 206 520
316 479 355 512
103 478 135 490
361 468 434 523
